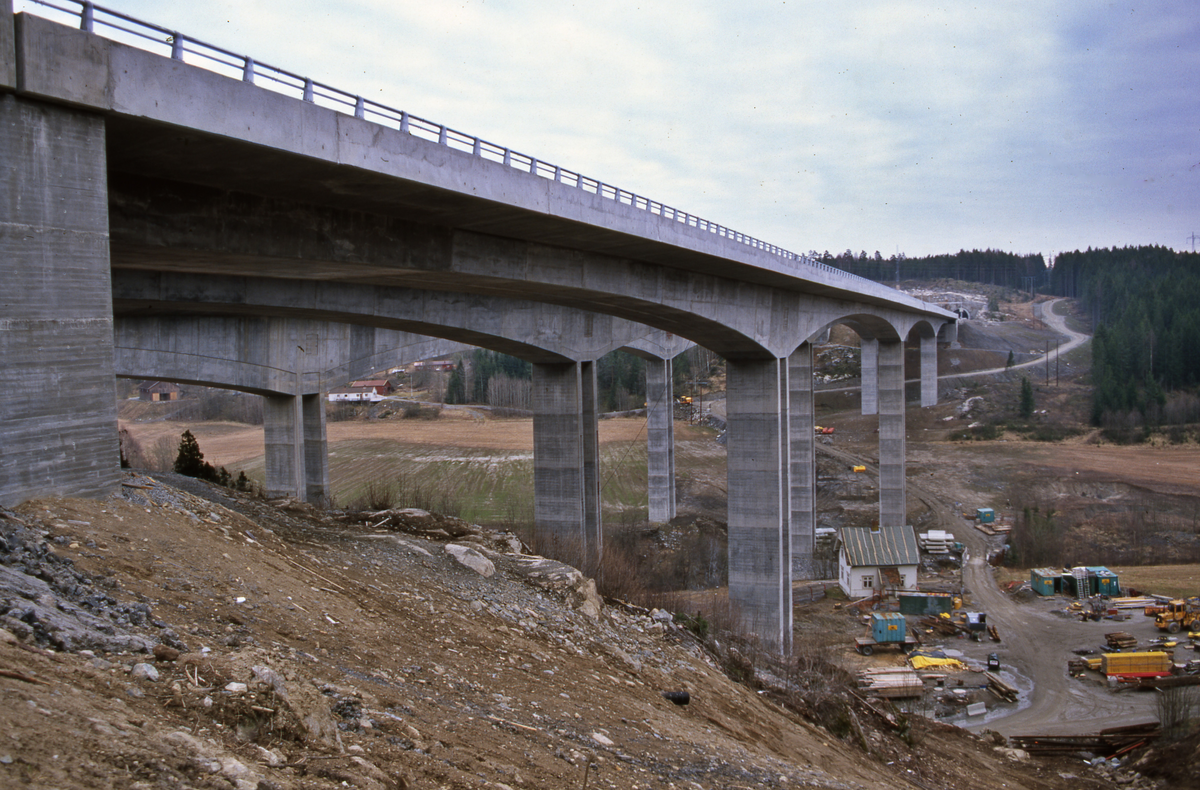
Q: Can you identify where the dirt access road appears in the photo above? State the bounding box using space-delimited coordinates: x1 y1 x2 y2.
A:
824 302 1164 736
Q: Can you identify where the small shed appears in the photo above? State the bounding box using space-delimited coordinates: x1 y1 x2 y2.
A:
976 507 995 523
1030 568 1061 596
137 381 180 402
838 525 920 599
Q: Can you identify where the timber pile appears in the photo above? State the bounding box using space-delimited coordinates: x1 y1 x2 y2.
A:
1127 675 1200 690
1105 632 1138 650
920 615 965 637
857 667 925 699
984 671 1018 702
1010 723 1160 757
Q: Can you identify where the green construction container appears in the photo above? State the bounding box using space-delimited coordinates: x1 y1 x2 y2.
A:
1030 568 1060 596
898 592 956 615
977 507 995 523
1088 566 1120 596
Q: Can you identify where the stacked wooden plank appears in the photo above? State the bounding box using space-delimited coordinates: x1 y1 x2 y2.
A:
920 615 965 636
1105 632 1138 650
857 667 925 699
984 671 1018 702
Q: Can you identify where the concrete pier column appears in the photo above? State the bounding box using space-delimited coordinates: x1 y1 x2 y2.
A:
0 96 120 505
788 343 816 579
532 362 589 569
860 338 879 415
920 332 938 408
878 340 907 528
580 360 601 571
263 394 305 499
302 393 329 505
645 357 676 523
726 357 792 653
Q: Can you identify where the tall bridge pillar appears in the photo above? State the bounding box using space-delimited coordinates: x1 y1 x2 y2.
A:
860 338 879 415
645 357 676 523
878 340 907 527
788 343 816 578
726 357 792 653
0 96 120 505
532 362 601 572
920 332 939 408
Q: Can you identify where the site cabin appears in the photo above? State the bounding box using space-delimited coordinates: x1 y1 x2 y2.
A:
838 525 920 599
137 381 180 402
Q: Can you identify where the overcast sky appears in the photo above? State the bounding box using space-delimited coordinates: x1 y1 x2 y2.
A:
21 1 1199 261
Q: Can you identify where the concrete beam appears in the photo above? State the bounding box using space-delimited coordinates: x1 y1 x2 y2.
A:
726 358 792 653
788 344 816 579
0 95 119 506
878 340 906 528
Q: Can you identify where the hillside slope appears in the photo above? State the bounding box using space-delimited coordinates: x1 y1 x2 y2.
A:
0 472 1139 790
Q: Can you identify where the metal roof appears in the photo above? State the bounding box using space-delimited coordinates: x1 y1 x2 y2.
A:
841 525 920 567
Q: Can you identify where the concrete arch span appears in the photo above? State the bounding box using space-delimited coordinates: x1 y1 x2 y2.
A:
115 316 467 398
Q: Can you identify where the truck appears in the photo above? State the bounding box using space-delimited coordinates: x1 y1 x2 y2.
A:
854 612 920 656
1153 599 1200 634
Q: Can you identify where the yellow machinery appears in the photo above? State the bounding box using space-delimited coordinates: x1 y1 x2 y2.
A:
1154 599 1200 634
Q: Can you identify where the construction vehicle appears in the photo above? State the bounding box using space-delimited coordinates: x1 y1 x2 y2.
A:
1153 599 1200 634
855 612 920 656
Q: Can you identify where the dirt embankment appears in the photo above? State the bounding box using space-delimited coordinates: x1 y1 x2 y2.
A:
1 473 1148 790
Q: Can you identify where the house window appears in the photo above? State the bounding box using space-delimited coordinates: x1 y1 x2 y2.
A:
861 575 873 589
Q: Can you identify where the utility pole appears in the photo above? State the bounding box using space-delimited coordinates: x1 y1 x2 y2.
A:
1189 232 1200 252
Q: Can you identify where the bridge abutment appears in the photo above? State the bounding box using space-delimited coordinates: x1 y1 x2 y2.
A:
0 95 120 506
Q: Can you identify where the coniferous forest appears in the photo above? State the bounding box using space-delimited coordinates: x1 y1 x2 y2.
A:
1048 245 1200 427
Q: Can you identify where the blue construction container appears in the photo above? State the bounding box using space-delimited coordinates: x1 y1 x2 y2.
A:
977 507 995 523
870 612 906 643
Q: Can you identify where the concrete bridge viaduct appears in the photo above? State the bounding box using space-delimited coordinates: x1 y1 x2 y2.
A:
0 3 955 649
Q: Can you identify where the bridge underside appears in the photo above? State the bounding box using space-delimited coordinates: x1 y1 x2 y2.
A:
1 11 956 652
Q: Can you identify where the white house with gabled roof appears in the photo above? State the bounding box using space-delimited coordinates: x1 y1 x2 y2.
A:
838 524 921 599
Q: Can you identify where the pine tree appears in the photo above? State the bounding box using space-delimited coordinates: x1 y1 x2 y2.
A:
173 430 206 477
1019 378 1035 419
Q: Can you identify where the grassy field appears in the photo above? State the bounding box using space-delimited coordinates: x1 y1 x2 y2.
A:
122 410 726 528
